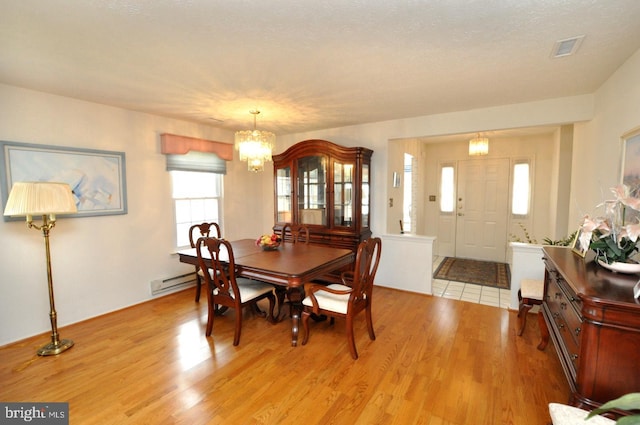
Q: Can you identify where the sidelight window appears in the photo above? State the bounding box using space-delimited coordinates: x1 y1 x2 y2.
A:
440 165 455 213
512 161 530 216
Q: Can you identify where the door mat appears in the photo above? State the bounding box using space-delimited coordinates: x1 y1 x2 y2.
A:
433 257 511 289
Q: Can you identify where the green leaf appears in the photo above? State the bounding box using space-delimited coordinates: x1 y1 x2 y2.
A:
617 416 640 425
587 393 640 419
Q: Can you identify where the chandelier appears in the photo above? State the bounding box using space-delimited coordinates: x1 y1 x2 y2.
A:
468 134 489 156
234 110 276 172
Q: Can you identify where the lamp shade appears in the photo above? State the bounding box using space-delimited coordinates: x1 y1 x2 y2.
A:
3 182 78 217
234 110 276 172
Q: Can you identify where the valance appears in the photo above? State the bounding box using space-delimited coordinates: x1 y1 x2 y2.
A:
160 133 233 160
161 133 232 174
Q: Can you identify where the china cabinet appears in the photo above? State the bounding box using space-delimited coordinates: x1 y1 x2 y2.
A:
272 139 373 259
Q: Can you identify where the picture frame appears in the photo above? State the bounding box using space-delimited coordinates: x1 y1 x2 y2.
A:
1 141 127 220
621 127 640 198
571 227 591 258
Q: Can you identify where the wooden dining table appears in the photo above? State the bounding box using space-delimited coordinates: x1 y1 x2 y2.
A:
177 238 355 346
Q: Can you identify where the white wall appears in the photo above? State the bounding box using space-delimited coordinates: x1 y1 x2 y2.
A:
376 234 436 295
274 94 595 248
393 131 561 250
0 85 267 346
2 47 639 345
570 49 640 227
272 49 639 306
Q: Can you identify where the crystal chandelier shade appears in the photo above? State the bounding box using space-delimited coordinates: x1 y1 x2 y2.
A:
234 110 276 172
468 134 489 156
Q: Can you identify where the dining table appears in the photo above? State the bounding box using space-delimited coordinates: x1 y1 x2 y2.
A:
177 238 355 346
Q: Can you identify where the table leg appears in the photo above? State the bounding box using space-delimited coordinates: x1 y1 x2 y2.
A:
287 287 304 346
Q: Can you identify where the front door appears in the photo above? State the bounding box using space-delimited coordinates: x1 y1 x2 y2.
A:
455 158 510 262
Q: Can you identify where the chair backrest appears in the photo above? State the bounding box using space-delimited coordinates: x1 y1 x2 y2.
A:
195 237 239 302
348 237 382 300
189 222 221 248
282 223 310 244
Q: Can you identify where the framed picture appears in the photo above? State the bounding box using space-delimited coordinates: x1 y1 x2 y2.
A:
571 227 591 258
1 141 127 220
621 127 640 198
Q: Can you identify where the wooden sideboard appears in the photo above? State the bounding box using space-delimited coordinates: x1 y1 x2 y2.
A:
539 246 640 410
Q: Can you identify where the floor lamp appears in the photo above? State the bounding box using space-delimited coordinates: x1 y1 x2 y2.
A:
3 181 78 356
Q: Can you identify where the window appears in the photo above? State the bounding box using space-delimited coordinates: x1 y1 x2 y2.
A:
171 170 222 248
440 165 455 213
512 161 530 216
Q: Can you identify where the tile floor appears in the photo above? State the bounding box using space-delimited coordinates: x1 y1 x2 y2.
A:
432 256 512 309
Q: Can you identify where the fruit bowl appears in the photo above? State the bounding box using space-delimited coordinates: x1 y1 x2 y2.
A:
256 233 281 251
261 244 280 251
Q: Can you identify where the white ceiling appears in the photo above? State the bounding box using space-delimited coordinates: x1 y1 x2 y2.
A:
2 0 640 136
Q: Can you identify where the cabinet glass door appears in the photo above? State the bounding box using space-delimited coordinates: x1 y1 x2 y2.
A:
297 155 327 226
362 164 370 227
275 166 292 223
333 161 354 227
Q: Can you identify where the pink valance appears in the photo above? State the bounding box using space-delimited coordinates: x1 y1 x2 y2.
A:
160 133 233 161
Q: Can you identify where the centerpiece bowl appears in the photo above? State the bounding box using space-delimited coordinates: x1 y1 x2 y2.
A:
256 233 281 251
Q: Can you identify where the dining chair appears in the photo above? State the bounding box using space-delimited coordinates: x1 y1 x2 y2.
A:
196 237 275 346
281 223 310 244
301 237 382 359
189 222 221 302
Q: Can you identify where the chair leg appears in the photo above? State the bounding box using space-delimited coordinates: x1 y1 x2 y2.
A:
266 293 275 323
365 305 376 341
205 297 215 337
274 287 287 319
345 315 358 359
233 306 243 346
195 274 202 302
517 301 533 336
301 310 311 345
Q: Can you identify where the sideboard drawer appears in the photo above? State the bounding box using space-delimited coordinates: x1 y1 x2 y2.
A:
555 313 580 376
547 277 583 345
546 285 579 378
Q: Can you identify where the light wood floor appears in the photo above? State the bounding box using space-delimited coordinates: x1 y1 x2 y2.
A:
0 287 569 424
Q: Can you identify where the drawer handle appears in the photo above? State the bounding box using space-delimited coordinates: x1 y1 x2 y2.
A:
555 292 562 299
571 354 578 361
553 312 560 318
560 302 567 310
574 327 581 337
558 322 565 329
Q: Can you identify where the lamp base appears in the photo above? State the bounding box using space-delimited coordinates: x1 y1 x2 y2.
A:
37 339 74 356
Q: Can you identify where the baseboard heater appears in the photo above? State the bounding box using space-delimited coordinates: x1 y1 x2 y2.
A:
150 273 196 296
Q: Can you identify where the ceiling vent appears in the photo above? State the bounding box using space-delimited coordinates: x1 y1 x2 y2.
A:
551 35 585 58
